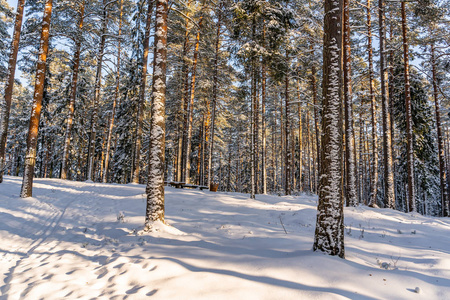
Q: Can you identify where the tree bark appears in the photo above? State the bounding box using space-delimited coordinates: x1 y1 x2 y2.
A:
0 0 25 183
379 0 395 209
87 0 108 182
103 0 124 183
20 0 53 198
145 0 168 226
367 0 379 208
132 0 153 184
61 0 85 180
285 56 291 196
401 1 416 212
343 0 357 207
431 44 449 217
313 0 344 258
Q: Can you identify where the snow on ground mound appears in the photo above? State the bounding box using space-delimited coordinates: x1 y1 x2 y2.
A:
0 176 449 299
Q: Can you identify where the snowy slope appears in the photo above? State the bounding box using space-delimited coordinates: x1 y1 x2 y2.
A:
0 176 449 299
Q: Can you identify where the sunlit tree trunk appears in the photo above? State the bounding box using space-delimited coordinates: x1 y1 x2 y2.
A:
313 0 344 258
145 0 168 226
0 0 26 183
20 0 53 198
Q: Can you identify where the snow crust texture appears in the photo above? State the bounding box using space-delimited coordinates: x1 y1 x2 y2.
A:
1 176 450 299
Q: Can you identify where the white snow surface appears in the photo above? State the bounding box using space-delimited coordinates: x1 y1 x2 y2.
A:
1 176 449 299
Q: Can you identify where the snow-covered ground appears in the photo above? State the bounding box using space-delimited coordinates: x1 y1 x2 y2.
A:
0 176 449 299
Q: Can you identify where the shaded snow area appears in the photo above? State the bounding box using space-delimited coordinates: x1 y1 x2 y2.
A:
1 176 450 299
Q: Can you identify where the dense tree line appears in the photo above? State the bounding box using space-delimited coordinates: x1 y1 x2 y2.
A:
1 0 450 256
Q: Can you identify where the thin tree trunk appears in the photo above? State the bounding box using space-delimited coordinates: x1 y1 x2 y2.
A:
311 63 320 192
431 44 449 217
185 2 205 184
0 0 25 183
145 0 168 226
61 0 85 180
20 0 53 198
87 0 108 182
133 0 153 183
368 0 379 208
285 55 291 196
401 1 415 212
296 80 303 192
313 0 344 257
103 0 124 183
379 0 395 209
343 0 357 206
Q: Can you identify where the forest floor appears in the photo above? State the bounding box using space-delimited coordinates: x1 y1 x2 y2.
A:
0 176 449 299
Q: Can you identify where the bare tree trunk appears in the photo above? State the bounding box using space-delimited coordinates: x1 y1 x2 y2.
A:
87 0 108 182
0 0 25 183
368 0 379 208
401 1 415 212
185 2 205 184
61 1 85 180
296 80 303 192
379 0 395 209
343 0 357 206
103 0 124 183
311 63 320 192
20 0 53 198
285 53 291 196
145 0 168 226
313 0 344 257
132 0 153 184
431 44 449 217
208 4 222 187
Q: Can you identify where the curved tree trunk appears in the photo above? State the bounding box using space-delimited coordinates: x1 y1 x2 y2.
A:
0 0 26 183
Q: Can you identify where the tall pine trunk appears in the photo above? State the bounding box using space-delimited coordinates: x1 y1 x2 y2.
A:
379 0 395 209
103 0 124 183
401 1 416 212
367 0 379 208
61 0 85 180
313 0 344 257
343 0 357 206
132 0 153 184
431 44 449 216
0 0 25 183
145 0 168 226
87 0 108 182
20 0 53 198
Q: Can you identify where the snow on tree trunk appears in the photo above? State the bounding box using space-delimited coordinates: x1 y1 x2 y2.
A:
313 0 345 258
20 0 53 198
367 0 379 208
145 0 168 226
103 0 124 183
0 0 25 184
343 0 357 207
431 44 449 217
379 0 395 209
132 0 153 184
61 0 85 180
87 0 108 182
184 5 205 184
401 1 416 212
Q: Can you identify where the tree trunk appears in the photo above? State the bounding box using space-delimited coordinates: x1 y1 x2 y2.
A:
0 0 25 183
379 0 395 209
343 0 357 207
285 54 291 196
401 1 416 212
20 0 53 198
145 0 168 226
103 0 124 183
87 0 108 182
313 0 344 258
431 44 449 217
208 4 222 187
311 63 320 192
296 80 303 192
368 0 379 208
185 3 205 184
61 0 85 180
132 0 153 184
